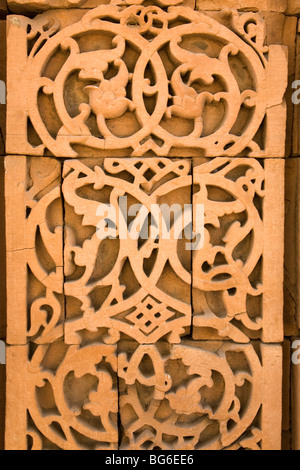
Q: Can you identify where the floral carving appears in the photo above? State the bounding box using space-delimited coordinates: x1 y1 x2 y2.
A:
5 156 284 345
6 341 282 450
63 157 192 345
7 5 287 157
4 0 286 452
19 343 118 450
61 157 284 344
5 157 64 345
118 341 282 450
194 158 284 343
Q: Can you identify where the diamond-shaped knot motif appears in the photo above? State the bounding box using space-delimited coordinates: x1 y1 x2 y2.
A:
126 296 174 335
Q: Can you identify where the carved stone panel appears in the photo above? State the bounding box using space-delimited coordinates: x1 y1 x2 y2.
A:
5 156 64 345
63 157 192 345
5 156 284 347
7 0 195 14
61 157 284 345
5 342 118 450
5 340 282 450
193 158 284 343
1 0 291 453
7 5 287 158
118 340 283 450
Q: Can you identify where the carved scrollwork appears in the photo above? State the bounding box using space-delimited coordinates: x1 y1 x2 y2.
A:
25 158 64 344
26 342 118 450
63 157 192 344
119 341 281 450
193 158 264 342
61 157 283 344
7 340 281 450
7 6 287 157
5 155 283 345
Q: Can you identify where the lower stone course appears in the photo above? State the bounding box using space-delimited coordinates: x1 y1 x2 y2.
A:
5 340 282 450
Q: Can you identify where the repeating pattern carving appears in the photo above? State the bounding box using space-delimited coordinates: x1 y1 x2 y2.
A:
5 156 284 345
5 155 284 449
7 5 287 157
4 0 287 452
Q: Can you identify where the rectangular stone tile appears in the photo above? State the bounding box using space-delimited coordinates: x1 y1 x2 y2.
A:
196 0 287 11
284 159 300 336
293 24 300 157
7 0 195 14
6 7 287 158
5 342 118 450
118 340 283 450
192 158 284 343
0 158 5 339
63 157 192 346
0 20 6 156
292 338 300 450
0 362 5 450
254 12 297 157
287 0 300 15
5 156 64 345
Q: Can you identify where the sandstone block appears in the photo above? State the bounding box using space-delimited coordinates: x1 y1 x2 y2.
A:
196 0 286 11
193 158 285 343
5 342 118 450
0 20 6 156
287 0 300 15
7 0 195 14
63 157 192 345
0 158 5 339
60 157 285 345
292 25 300 156
5 156 285 346
6 6 287 157
5 156 64 345
284 159 300 336
118 340 283 450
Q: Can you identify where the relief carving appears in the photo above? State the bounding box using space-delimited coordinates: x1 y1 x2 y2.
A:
118 341 282 450
5 156 64 345
3 0 287 452
7 5 287 157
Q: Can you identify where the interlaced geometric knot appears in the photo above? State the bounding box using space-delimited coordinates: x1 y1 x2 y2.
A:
126 296 175 335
